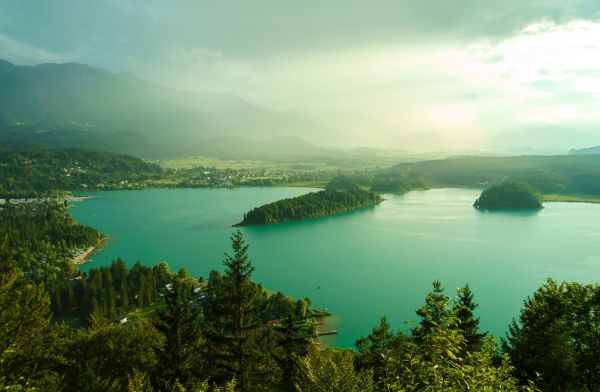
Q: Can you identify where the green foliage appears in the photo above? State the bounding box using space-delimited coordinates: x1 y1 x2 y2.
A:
412 280 452 341
62 319 164 391
453 284 484 354
236 189 383 226
295 349 375 392
353 281 538 391
355 316 404 390
325 176 360 191
152 276 204 389
390 154 600 197
0 201 100 283
505 279 600 391
370 178 411 193
0 148 161 198
127 368 155 392
77 260 170 324
273 313 316 392
0 201 172 325
203 231 279 391
387 332 537 392
195 379 237 392
0 244 62 390
474 182 543 209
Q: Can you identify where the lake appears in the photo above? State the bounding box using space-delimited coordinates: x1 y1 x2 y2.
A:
70 187 600 347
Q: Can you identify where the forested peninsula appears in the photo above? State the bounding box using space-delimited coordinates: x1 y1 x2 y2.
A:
235 189 383 226
474 182 543 209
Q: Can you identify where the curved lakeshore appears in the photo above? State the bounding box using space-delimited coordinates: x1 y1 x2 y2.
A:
72 235 108 265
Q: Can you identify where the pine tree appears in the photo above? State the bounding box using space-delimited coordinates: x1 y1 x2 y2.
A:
295 349 375 392
64 319 163 391
355 316 402 389
204 230 277 391
453 284 484 354
413 280 451 341
106 288 117 320
153 276 203 389
52 284 63 314
274 313 315 392
119 281 130 310
0 237 60 389
89 296 102 323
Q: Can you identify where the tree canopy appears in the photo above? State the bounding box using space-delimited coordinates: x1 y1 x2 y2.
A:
235 189 383 226
0 148 161 198
474 182 543 209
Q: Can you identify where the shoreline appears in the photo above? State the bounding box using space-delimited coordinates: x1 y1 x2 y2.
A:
25 187 600 207
543 194 600 204
67 195 95 202
72 236 108 265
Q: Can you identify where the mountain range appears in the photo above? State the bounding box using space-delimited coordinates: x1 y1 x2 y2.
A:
2 58 590 161
0 58 383 159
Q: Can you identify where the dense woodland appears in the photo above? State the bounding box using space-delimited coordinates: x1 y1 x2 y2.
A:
6 147 600 204
390 155 600 197
57 259 168 324
326 174 425 194
474 182 543 209
235 189 383 226
369 177 412 193
0 148 162 198
0 201 100 282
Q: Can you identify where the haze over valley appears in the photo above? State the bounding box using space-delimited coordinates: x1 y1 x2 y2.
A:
3 1 600 157
3 2 600 391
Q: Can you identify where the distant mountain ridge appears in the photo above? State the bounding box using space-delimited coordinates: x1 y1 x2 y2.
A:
569 146 600 155
0 59 346 158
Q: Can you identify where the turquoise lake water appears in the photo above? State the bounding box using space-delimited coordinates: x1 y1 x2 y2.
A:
70 187 600 347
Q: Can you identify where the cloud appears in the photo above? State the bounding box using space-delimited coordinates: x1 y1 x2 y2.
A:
2 1 600 150
0 33 63 64
248 17 600 149
441 19 600 124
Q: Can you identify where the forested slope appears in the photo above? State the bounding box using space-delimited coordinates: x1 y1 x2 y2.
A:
390 155 600 196
0 148 161 197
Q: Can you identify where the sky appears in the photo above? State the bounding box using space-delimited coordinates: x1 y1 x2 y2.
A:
1 0 600 152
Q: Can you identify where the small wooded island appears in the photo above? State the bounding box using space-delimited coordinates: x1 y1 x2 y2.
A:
474 182 543 209
234 188 383 226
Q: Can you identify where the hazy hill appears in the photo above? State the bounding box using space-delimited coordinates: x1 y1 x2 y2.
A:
569 146 600 155
0 148 161 197
389 155 600 196
0 59 344 158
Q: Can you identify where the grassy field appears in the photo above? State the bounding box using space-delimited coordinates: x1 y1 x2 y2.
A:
543 194 600 204
156 156 274 170
279 180 328 188
155 155 391 171
149 177 194 186
127 302 164 324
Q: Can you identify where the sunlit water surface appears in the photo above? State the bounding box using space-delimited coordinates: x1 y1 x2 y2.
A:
70 188 600 347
